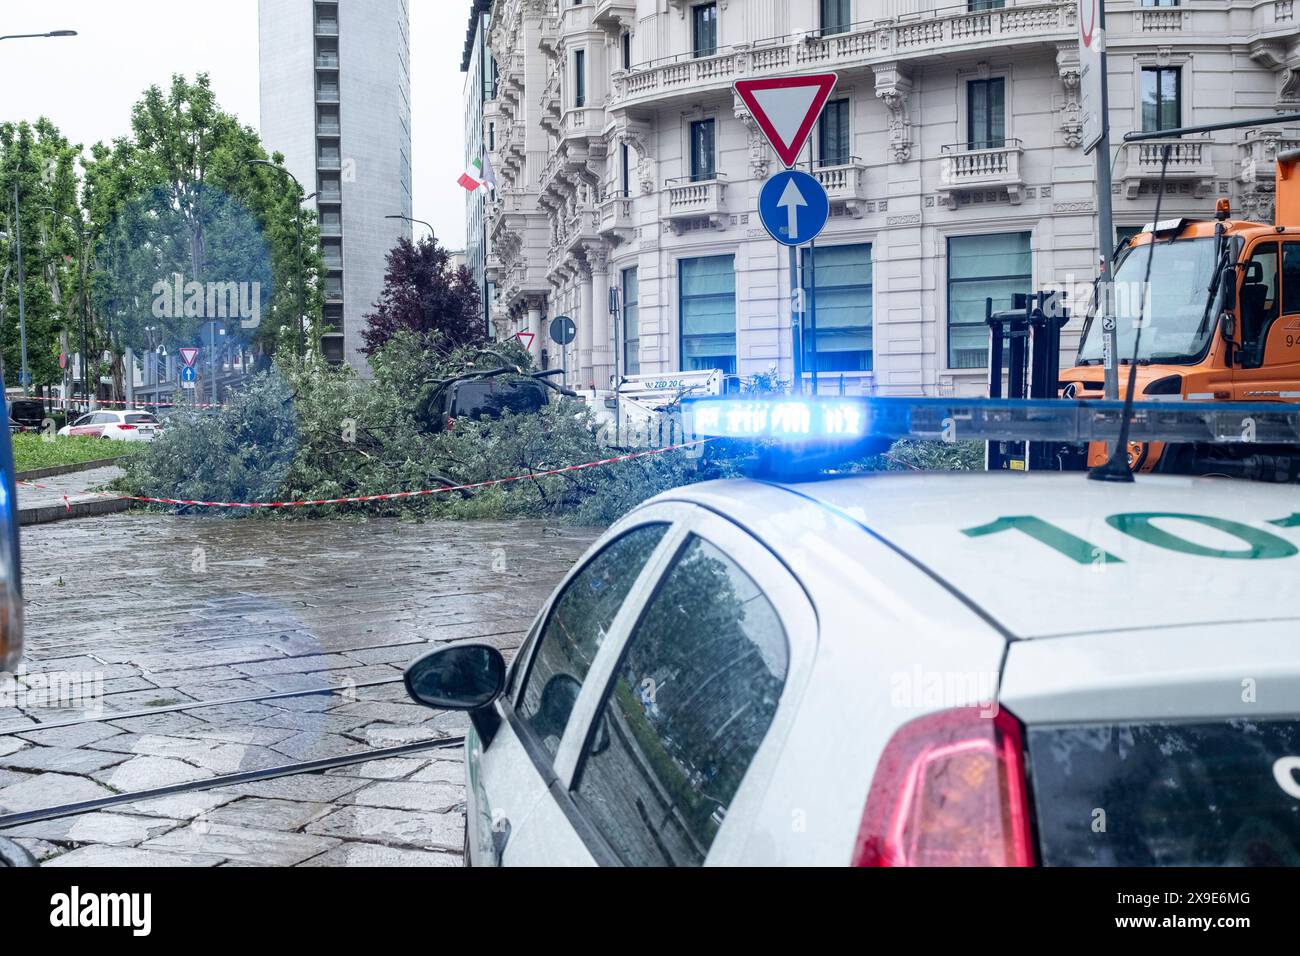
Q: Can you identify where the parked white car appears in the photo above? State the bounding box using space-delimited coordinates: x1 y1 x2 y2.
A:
404 470 1300 867
57 410 162 442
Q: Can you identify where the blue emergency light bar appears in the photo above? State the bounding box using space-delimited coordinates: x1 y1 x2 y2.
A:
682 396 1300 446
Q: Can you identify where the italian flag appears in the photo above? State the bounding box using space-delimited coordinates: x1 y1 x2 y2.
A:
458 155 495 193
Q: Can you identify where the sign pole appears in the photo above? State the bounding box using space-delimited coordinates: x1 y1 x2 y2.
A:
808 237 819 396
790 245 803 394
735 72 839 397
1080 0 1118 400
1095 10 1117 401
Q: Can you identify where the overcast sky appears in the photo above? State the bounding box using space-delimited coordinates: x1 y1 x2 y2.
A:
0 0 470 248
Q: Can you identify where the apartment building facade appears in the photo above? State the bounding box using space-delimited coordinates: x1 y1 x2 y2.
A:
259 0 413 373
481 0 1300 395
464 1 497 337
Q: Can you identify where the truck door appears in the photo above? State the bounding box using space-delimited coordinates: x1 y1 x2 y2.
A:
1234 239 1300 400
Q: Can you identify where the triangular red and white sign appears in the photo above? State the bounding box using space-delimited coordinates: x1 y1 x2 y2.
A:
734 73 839 169
179 347 200 368
513 331 536 350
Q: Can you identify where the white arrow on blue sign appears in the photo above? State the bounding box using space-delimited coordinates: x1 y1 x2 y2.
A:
181 366 197 383
758 170 829 247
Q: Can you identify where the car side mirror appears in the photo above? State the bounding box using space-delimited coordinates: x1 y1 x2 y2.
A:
404 643 506 746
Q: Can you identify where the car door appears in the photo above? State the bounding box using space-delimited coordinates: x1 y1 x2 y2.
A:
68 414 101 437
507 506 816 866
1233 239 1300 399
467 504 691 865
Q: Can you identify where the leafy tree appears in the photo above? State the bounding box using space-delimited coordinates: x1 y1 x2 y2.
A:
80 73 324 377
0 118 84 389
360 235 483 356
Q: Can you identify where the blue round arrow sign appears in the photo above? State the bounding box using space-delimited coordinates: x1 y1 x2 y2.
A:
759 170 829 247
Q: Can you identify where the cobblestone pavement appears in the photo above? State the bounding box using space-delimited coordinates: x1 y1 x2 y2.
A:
0 513 601 866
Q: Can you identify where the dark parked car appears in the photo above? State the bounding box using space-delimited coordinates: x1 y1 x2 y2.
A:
7 400 44 433
418 352 576 435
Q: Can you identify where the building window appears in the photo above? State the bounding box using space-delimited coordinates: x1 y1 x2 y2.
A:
680 255 736 374
1140 1 1179 6
621 142 632 195
947 232 1032 369
1141 67 1181 132
969 0 1006 10
574 50 586 108
622 31 632 70
821 0 851 36
801 244 872 372
692 2 718 58
818 98 850 167
690 118 716 181
488 122 495 151
622 267 640 375
967 77 1005 150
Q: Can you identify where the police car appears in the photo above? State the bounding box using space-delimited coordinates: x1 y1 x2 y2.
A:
404 396 1300 867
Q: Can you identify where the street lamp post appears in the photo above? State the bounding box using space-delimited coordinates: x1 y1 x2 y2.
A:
247 159 310 358
0 30 77 41
384 214 436 241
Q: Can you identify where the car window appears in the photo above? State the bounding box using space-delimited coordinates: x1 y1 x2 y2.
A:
73 415 93 427
125 414 159 424
572 535 789 866
516 522 668 756
94 413 115 425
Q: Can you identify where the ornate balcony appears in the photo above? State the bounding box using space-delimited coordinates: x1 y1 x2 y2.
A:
938 141 1025 208
598 190 634 242
665 176 727 232
593 0 636 35
1122 136 1216 200
1136 6 1186 34
561 204 601 257
609 1 1074 112
561 106 604 146
812 159 869 217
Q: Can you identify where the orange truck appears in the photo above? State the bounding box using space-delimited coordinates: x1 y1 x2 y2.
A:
1060 147 1300 481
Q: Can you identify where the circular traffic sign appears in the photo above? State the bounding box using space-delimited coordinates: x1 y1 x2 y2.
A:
550 315 577 346
759 170 830 247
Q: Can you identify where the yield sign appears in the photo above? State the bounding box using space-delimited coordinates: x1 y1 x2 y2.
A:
179 347 200 368
734 73 839 169
513 331 536 350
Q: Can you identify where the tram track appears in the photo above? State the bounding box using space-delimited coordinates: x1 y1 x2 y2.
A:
0 734 466 831
0 676 406 737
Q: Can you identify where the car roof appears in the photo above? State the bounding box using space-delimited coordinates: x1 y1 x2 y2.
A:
661 472 1300 641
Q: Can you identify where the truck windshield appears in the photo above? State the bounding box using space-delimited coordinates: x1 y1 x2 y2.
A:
1078 236 1219 364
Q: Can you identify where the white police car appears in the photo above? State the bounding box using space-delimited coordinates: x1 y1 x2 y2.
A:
405 462 1300 866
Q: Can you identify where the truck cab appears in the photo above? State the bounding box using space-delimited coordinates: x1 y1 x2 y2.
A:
1060 150 1300 478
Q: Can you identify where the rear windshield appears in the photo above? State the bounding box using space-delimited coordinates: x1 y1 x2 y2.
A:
450 379 548 419
1028 718 1300 866
125 414 160 425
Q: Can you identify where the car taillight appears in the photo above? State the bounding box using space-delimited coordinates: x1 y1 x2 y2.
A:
852 706 1035 867
117 424 136 430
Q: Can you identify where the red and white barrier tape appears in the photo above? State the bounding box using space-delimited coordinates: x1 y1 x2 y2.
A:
17 395 226 411
17 439 707 510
